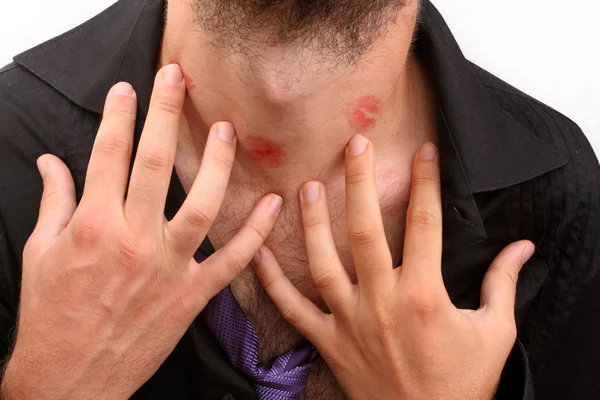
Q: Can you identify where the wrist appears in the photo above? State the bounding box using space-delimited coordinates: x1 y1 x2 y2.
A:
1 362 28 400
2 353 132 400
2 356 62 400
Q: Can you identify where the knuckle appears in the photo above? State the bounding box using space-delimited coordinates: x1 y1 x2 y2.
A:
211 150 235 173
412 171 439 188
502 268 520 289
242 223 269 243
260 274 278 292
153 95 182 117
131 182 162 205
114 236 148 267
139 147 172 172
403 290 438 322
345 171 370 187
183 203 215 230
41 186 63 205
281 306 301 324
224 250 249 277
72 213 106 245
303 214 324 231
312 268 338 291
348 228 379 248
96 136 132 156
407 207 441 229
106 99 137 121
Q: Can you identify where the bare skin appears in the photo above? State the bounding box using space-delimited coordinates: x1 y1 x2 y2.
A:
162 0 436 395
0 1 532 398
162 1 437 394
0 65 282 399
0 69 530 400
255 137 535 399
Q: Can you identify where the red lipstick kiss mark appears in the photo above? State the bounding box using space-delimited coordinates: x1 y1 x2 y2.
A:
346 95 382 132
170 61 196 90
182 71 196 91
246 137 286 166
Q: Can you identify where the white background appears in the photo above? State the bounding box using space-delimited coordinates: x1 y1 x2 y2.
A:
1 0 599 152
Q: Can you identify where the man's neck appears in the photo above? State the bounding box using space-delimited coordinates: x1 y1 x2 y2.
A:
159 2 437 378
160 0 434 197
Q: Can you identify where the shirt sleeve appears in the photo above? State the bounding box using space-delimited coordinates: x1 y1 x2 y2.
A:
521 108 600 398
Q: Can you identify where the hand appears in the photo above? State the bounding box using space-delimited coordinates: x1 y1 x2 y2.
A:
254 135 534 399
1 64 282 400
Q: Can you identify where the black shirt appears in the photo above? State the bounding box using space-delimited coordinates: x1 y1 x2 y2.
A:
1 1 599 399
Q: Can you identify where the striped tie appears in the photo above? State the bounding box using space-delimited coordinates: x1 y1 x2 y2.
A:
197 252 318 399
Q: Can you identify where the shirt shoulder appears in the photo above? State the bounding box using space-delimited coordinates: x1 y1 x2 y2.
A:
469 62 598 229
469 63 600 365
0 63 97 283
468 61 592 163
0 64 61 298
0 60 99 177
0 62 69 152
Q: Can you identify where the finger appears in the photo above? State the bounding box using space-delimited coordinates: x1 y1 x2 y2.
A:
300 181 354 313
344 135 394 296
125 64 185 231
82 82 136 206
401 142 444 288
254 245 332 346
189 194 283 299
479 241 535 318
167 122 237 258
34 155 77 240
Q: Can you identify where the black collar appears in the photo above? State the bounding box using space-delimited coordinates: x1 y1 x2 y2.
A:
13 0 567 255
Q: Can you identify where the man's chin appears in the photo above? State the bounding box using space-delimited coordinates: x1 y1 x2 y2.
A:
192 0 412 64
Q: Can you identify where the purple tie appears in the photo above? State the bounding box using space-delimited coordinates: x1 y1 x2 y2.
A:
196 251 318 399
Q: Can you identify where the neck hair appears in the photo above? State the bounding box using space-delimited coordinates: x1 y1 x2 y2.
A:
192 0 412 67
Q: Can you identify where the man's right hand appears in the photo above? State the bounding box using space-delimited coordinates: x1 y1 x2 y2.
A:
0 64 282 400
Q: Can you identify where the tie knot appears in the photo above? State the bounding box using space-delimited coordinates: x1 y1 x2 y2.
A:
203 286 317 400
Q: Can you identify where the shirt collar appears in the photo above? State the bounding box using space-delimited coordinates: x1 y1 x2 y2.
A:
418 1 566 194
13 0 567 255
14 0 163 118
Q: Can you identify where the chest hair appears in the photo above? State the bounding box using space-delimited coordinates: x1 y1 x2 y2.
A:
207 173 409 398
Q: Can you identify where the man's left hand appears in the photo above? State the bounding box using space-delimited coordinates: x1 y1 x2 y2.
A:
254 135 534 399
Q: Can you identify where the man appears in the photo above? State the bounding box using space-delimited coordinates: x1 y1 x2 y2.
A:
0 0 598 398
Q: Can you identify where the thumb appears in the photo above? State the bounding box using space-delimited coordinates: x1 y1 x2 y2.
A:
34 154 77 240
479 240 535 318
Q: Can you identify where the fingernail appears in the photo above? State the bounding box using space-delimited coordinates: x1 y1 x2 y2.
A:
268 195 283 215
113 82 135 97
36 156 48 179
419 142 437 160
347 134 368 156
253 250 261 265
163 64 184 86
521 244 535 264
216 122 236 142
302 182 320 203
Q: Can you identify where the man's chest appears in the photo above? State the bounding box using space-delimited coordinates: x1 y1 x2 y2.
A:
211 169 410 310
204 171 411 397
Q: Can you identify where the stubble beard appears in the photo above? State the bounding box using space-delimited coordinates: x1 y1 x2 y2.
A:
192 0 412 67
